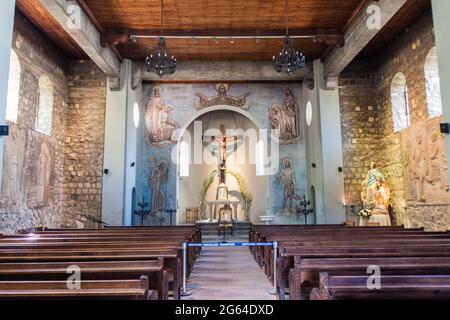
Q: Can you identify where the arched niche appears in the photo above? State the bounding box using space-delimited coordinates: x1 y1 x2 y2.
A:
6 50 21 123
424 47 443 118
390 72 410 133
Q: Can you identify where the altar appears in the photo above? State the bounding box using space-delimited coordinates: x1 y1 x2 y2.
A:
206 200 241 222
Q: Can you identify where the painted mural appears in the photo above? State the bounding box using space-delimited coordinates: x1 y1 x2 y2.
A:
269 87 301 144
136 83 306 225
194 83 251 110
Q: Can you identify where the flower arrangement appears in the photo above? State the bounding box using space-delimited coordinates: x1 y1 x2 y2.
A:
358 208 373 218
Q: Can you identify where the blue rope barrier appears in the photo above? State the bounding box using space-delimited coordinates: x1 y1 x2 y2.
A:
186 242 274 248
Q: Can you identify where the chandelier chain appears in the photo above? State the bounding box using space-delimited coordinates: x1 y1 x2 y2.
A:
285 0 289 36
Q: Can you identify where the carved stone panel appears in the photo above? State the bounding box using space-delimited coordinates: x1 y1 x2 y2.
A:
401 117 450 204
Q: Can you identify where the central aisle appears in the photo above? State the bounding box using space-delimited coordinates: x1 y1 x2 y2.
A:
184 247 276 300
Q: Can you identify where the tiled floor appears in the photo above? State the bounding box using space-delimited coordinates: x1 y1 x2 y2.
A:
184 247 276 300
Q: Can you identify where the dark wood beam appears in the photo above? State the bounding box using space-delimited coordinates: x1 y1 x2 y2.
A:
101 28 344 46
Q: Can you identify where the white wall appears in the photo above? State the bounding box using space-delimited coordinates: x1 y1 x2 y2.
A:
101 61 128 225
0 0 16 187
432 0 450 186
123 61 141 225
303 79 325 224
302 60 346 224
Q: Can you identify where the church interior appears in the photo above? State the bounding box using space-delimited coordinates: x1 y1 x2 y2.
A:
0 0 450 302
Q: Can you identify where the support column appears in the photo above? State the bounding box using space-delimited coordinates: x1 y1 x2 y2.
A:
431 0 450 184
101 61 128 225
0 0 16 186
304 60 346 224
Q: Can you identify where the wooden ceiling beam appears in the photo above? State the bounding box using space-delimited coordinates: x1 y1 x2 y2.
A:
101 28 344 47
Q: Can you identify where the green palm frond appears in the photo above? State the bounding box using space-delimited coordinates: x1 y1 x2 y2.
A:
198 170 217 219
227 170 253 221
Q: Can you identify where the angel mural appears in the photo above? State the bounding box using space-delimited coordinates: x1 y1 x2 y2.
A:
194 84 251 110
149 157 169 215
145 86 179 144
1 125 26 211
268 87 301 144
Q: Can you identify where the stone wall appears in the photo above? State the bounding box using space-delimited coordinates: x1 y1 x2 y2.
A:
0 12 106 234
62 60 106 228
340 10 450 231
0 12 68 234
339 62 378 205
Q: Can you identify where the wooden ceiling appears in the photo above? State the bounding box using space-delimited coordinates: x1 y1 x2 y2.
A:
15 0 87 59
15 0 431 61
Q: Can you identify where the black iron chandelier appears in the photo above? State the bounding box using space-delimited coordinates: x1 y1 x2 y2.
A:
145 0 177 77
272 0 305 75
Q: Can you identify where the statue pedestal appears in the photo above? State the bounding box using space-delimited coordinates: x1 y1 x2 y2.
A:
358 211 391 226
206 200 241 222
260 215 275 225
369 211 391 226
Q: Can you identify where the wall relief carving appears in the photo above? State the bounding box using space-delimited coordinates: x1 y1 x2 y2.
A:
36 142 52 206
1 125 26 212
194 84 251 110
268 87 301 144
402 117 450 204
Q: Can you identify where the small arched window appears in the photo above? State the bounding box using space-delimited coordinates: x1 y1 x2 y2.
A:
424 47 443 118
36 75 54 135
391 72 410 133
6 50 21 123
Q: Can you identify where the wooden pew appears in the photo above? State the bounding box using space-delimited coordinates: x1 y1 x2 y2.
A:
0 276 156 300
289 256 450 300
0 259 169 300
1 227 200 299
310 272 450 300
252 225 450 300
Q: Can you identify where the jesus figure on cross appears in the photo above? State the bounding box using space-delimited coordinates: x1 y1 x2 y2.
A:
211 125 238 185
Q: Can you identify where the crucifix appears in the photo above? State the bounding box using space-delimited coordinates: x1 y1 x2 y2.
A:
211 124 238 186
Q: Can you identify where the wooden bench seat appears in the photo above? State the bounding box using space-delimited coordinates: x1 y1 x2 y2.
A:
0 277 156 300
0 259 169 300
310 272 450 300
289 256 450 300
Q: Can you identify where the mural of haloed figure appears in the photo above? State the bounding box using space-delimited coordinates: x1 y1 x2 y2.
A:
145 86 179 145
269 87 301 144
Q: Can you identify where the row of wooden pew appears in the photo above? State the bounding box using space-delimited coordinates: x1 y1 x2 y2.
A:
250 224 450 300
0 225 201 300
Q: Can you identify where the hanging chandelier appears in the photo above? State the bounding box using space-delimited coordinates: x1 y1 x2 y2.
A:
145 0 177 77
272 0 305 75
